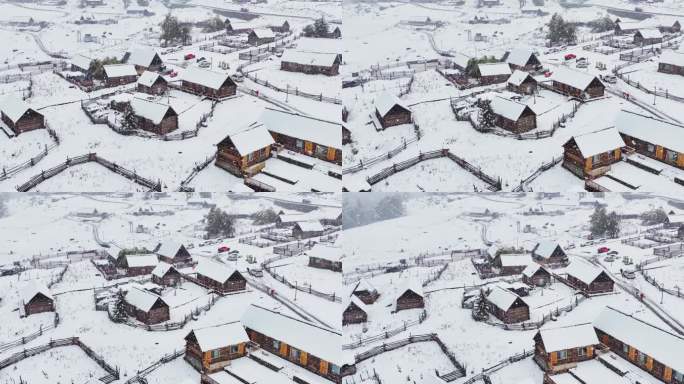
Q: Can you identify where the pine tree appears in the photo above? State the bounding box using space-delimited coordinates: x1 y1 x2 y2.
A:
472 289 490 321
606 212 621 238
590 206 608 237
112 289 127 323
477 99 496 128
313 17 329 37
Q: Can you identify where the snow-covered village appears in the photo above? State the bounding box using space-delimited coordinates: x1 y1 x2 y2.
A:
0 192 344 384
341 0 684 193
341 192 684 384
0 0 342 192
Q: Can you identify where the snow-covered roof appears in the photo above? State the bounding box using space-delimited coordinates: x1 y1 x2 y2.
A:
478 62 511 77
522 263 546 278
137 71 163 87
306 244 342 262
225 124 275 155
295 220 325 232
241 304 343 365
569 127 624 158
593 307 684 372
451 52 472 69
182 67 233 90
533 240 561 259
70 54 92 70
259 107 340 149
498 253 532 267
486 286 524 310
506 49 536 67
125 254 159 268
538 323 598 352
353 279 376 294
551 68 602 91
280 50 340 67
346 294 368 312
636 28 662 39
396 279 423 300
0 98 39 124
187 322 249 351
103 64 137 78
375 92 410 117
155 241 184 259
278 213 309 223
250 28 275 38
204 372 242 384
19 282 53 304
660 50 684 67
151 262 176 278
616 110 684 153
565 260 605 285
125 287 166 312
126 48 160 67
507 70 534 86
130 98 176 125
490 96 533 121
343 173 372 192
195 258 239 284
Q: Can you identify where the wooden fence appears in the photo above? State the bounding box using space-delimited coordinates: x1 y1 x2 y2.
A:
16 153 161 192
177 154 217 192
615 72 684 103
512 156 564 192
460 349 535 384
243 71 341 104
342 310 427 350
121 348 185 383
1 126 60 181
343 135 420 174
0 313 60 354
477 293 587 331
263 263 341 303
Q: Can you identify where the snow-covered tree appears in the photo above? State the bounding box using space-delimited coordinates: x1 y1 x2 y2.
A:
472 289 490 321
111 290 127 323
476 99 496 128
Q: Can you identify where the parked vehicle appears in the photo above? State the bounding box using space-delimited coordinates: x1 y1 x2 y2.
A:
248 267 263 277
218 246 230 253
607 250 618 256
184 53 195 60
598 247 610 253
621 268 636 279
233 73 244 82
564 53 576 60
601 74 617 84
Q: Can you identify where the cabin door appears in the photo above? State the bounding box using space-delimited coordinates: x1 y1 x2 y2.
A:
327 147 336 162
304 141 313 155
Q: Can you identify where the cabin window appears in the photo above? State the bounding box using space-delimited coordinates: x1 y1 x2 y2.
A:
330 364 341 375
638 351 646 365
622 344 629 354
247 152 254 162
211 349 220 359
577 347 585 357
673 370 683 382
230 345 239 354
558 350 568 360
666 150 678 163
273 340 280 350
296 139 304 149
315 145 327 157
646 144 655 153
289 347 300 361
592 154 602 164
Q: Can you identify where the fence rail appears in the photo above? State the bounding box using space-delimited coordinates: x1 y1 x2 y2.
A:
243 72 341 104
343 135 420 174
343 310 427 350
512 156 564 192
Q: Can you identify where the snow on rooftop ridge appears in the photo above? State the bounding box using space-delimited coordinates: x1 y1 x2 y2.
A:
226 124 275 155
660 50 684 67
551 67 602 91
616 109 684 154
19 282 53 304
182 67 233 90
522 263 544 277
570 127 625 158
478 62 511 76
151 262 175 278
0 97 37 123
126 48 160 68
507 70 533 86
565 260 605 285
195 258 239 284
70 54 92 70
533 240 561 259
636 28 663 39
295 220 325 232
505 48 536 67
155 240 184 259
538 323 598 352
280 50 340 67
130 98 175 125
374 92 410 117
486 285 523 310
137 71 162 87
125 287 166 312
305 243 342 261
125 254 159 267
187 321 249 351
259 107 340 149
490 96 531 121
103 64 138 78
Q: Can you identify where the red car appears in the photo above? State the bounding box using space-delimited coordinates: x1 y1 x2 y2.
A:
169 71 178 78
184 53 195 60
598 247 610 253
564 53 576 60
544 71 553 78
218 246 230 253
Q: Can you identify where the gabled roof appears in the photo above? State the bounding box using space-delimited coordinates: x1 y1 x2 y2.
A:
130 98 176 125
223 124 275 155
250 28 275 38
593 307 684 372
660 50 684 67
70 54 92 71
478 62 511 77
125 254 159 268
195 258 240 284
0 98 40 123
375 93 410 117
155 241 185 259
486 285 525 310
533 240 562 259
565 260 607 285
186 322 249 351
182 67 234 91
537 323 598 352
396 279 423 300
151 262 177 278
241 304 342 365
566 127 625 158
19 282 53 304
551 68 603 91
295 220 325 232
125 286 167 312
353 279 376 294
490 96 534 121
506 49 537 67
259 107 340 149
522 263 548 278
305 244 342 262
451 52 472 69
280 50 341 67
126 48 161 67
345 295 368 313
507 70 535 86
616 109 684 153
137 71 163 87
498 253 533 267
103 64 137 78
636 28 662 39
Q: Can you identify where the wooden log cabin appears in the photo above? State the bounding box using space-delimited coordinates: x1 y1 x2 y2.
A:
241 304 349 382
154 241 192 266
562 128 625 179
374 93 412 129
477 63 512 85
292 220 325 239
493 253 533 275
0 98 45 135
343 295 368 326
305 244 342 272
260 107 342 164
394 281 425 312
531 240 568 266
70 54 93 74
615 20 642 35
594 307 684 384
485 286 530 323
550 69 605 99
195 259 247 294
215 124 274 177
181 67 237 99
137 71 168 95
564 261 614 294
20 284 55 317
128 98 178 135
507 70 538 94
184 322 250 373
490 96 537 133
124 49 163 74
616 110 684 170
280 50 342 76
269 20 290 33
351 279 379 304
522 264 552 287
118 254 159 276
634 29 663 45
103 64 138 87
504 48 541 72
533 323 600 373
151 262 182 286
658 50 684 76
247 28 276 46
124 287 170 325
